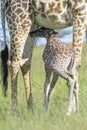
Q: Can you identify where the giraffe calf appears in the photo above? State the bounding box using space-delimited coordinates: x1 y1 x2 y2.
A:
30 27 79 115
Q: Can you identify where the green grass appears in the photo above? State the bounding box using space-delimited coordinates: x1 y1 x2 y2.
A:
0 45 87 130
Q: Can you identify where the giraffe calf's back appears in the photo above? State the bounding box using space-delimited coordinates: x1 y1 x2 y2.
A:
43 35 75 74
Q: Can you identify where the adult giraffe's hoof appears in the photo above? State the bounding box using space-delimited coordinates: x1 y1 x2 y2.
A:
27 99 34 112
11 108 20 117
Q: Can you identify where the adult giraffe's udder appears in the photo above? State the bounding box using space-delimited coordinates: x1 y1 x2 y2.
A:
35 14 72 29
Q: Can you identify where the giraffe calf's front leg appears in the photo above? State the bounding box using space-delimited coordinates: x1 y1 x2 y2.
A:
44 82 51 111
44 72 58 111
43 65 52 111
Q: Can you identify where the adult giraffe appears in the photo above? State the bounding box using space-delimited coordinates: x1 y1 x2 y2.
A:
1 0 87 113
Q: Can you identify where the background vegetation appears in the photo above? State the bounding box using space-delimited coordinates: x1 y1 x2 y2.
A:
0 44 87 130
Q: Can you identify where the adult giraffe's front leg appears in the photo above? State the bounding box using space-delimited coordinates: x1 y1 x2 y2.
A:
21 35 35 110
10 61 20 113
73 12 86 74
9 25 32 113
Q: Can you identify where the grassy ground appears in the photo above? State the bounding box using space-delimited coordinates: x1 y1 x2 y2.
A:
0 44 87 130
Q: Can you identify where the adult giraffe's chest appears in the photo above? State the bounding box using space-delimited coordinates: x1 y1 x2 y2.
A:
32 0 72 29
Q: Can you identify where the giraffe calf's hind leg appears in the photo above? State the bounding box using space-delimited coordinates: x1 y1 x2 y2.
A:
66 78 74 116
72 81 79 113
66 76 78 115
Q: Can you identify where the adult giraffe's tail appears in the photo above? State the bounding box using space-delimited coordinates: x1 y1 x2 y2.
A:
1 0 9 96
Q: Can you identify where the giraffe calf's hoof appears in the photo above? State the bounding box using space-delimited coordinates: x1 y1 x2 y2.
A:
66 111 71 116
11 108 20 117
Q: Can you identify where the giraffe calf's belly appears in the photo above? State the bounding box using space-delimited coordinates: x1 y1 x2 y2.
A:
35 14 71 29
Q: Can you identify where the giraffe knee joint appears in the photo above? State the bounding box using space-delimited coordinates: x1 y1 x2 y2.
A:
76 64 81 72
20 58 29 67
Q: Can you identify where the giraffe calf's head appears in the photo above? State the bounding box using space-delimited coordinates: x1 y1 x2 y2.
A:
30 27 58 38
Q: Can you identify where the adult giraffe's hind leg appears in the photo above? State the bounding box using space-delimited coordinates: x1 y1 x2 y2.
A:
73 11 86 73
21 35 35 110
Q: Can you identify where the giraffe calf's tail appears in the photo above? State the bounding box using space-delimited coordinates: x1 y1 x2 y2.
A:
1 44 9 96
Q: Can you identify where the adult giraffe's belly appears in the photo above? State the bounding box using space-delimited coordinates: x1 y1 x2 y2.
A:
35 14 72 29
